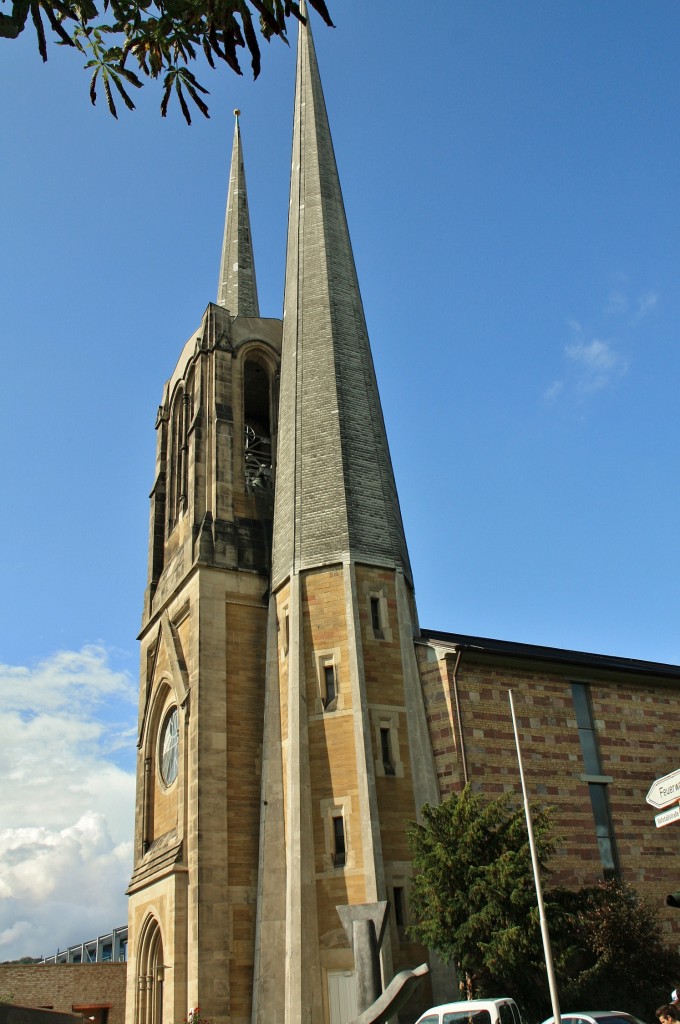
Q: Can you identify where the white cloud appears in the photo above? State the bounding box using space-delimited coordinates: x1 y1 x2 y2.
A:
605 289 628 316
544 380 564 402
0 647 136 962
603 282 658 324
564 336 628 393
635 290 658 320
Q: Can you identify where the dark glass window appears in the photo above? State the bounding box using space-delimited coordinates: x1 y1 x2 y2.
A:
589 782 618 878
324 664 336 707
380 728 395 775
370 597 383 639
393 886 404 927
333 815 346 867
571 682 619 878
572 683 600 774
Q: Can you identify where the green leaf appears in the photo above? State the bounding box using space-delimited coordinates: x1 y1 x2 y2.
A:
103 70 118 115
110 67 136 107
30 0 48 59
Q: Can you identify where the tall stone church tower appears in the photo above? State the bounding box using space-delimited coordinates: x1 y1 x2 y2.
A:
126 8 443 1024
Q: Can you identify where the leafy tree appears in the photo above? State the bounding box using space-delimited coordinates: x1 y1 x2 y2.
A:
407 788 680 1022
0 0 334 122
407 786 565 1021
555 880 680 1019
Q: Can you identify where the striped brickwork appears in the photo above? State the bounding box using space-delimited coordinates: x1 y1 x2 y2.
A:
417 638 680 944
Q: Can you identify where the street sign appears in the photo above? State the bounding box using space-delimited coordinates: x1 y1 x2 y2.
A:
647 768 680 809
656 806 680 829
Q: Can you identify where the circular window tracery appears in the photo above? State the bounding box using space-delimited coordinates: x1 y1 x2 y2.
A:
159 706 179 786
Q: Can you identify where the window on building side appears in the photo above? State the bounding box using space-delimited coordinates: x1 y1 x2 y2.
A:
324 663 337 708
393 886 405 927
333 815 346 867
571 681 619 880
370 597 384 639
380 727 395 776
243 357 273 492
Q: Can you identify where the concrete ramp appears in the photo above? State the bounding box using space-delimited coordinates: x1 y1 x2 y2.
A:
349 962 429 1024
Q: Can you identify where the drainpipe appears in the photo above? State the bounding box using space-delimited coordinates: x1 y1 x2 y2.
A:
450 647 468 786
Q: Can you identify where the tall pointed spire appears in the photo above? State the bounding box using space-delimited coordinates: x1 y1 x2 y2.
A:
272 5 412 588
216 109 260 316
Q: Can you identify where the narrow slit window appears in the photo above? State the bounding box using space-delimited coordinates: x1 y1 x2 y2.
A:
324 664 337 708
333 815 346 867
370 597 383 639
393 886 405 928
571 681 619 879
380 727 395 776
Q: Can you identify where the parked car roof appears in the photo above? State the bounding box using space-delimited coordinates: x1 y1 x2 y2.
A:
540 1012 649 1024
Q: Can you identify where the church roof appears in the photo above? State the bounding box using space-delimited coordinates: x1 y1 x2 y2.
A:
419 628 680 679
271 3 412 589
216 111 260 317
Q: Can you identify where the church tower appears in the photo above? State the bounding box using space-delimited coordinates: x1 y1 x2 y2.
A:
252 8 441 1023
127 8 446 1024
125 113 282 1024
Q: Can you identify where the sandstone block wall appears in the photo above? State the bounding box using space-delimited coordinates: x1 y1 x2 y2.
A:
0 965 126 1024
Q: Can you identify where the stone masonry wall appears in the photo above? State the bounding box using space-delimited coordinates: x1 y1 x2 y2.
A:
0 965 126 1024
416 642 680 945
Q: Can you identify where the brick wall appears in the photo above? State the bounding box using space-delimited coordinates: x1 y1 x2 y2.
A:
0 965 126 1024
416 641 680 942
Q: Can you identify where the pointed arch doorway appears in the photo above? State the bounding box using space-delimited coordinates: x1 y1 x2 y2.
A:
137 918 165 1024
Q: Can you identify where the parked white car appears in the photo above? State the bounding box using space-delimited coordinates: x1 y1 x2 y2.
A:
541 1013 649 1024
415 997 522 1024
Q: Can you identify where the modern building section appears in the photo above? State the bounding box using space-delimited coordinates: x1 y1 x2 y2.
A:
39 928 128 966
124 6 680 1024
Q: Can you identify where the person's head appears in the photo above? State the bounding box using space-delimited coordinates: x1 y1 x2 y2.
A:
657 1007 680 1023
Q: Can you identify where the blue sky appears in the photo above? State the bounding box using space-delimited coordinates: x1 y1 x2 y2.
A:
1 0 679 959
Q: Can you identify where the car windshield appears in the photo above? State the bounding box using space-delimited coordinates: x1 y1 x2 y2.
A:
443 1013 492 1024
593 1017 647 1024
556 1014 648 1024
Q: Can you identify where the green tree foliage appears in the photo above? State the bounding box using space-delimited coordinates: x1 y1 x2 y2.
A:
556 880 680 1019
407 786 564 1020
407 788 680 1022
0 0 333 122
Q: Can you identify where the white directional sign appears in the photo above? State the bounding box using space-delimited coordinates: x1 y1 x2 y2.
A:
656 805 680 829
646 768 680 809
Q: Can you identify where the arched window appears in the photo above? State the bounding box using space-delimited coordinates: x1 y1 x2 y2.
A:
136 918 164 1024
168 385 191 528
243 356 273 492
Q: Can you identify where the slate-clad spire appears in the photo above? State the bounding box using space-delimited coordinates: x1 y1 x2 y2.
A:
272 4 412 589
216 110 260 316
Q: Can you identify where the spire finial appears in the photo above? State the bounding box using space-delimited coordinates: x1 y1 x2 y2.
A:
216 109 260 316
272 0 412 587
